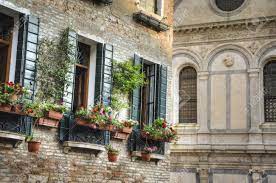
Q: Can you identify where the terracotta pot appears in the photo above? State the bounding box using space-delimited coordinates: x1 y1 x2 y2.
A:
0 104 12 112
98 123 107 131
47 110 63 120
108 153 118 162
121 127 133 134
28 141 41 153
76 118 97 129
38 118 59 128
112 132 129 140
141 152 151 161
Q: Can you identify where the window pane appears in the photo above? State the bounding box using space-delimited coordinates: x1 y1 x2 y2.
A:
179 67 197 123
264 61 276 122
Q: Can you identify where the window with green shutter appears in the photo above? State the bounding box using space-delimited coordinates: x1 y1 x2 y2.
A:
131 55 168 126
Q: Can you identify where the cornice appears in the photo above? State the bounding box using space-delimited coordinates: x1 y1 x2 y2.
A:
174 16 276 33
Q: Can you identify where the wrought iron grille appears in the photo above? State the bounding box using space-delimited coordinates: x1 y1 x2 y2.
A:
60 114 110 145
264 61 276 122
128 128 165 155
215 0 245 12
0 111 32 135
179 66 197 123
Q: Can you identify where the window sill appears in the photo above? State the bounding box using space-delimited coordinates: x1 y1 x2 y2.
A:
63 141 106 156
174 123 199 129
260 122 276 132
0 130 25 148
133 10 169 32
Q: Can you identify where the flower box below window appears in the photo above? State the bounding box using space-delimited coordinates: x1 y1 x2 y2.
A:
133 11 169 32
63 141 106 156
0 130 25 148
130 151 165 164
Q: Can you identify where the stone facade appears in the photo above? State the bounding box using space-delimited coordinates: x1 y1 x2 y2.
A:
172 0 276 183
0 0 173 182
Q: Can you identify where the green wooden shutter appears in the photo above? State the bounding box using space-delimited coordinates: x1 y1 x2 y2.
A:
62 29 78 111
15 15 39 101
131 54 142 122
156 64 167 119
94 43 113 106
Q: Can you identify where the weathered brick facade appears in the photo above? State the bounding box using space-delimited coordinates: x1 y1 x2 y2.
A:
0 0 174 182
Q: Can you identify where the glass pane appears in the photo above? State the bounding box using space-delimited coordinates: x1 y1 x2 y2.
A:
26 51 36 61
27 32 38 43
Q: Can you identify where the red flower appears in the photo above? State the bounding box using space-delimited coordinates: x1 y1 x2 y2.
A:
162 122 167 128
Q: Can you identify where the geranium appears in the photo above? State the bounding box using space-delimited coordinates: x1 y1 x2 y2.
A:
143 146 158 153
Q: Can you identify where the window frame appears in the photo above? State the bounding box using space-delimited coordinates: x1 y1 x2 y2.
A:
138 0 164 17
179 66 197 124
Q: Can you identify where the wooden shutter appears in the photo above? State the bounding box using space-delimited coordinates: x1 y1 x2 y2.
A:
156 64 167 119
131 54 142 122
15 15 39 101
62 29 78 111
94 43 113 106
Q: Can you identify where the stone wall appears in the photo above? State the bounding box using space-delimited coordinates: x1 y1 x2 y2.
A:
0 0 173 182
172 0 276 182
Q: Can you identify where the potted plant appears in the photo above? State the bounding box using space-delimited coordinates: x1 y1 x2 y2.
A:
0 91 12 112
121 119 138 134
26 134 41 153
141 146 158 161
105 144 119 162
89 103 114 131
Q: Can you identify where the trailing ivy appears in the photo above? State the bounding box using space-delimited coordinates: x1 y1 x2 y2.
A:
36 29 77 103
111 60 146 113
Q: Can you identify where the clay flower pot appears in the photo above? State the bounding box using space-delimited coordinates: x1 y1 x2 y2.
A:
141 152 151 161
0 104 12 112
121 127 133 134
108 153 118 162
14 104 24 114
28 141 41 153
38 118 59 128
47 110 63 120
106 125 116 132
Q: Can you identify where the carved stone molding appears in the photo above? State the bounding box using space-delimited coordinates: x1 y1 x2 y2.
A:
223 55 235 67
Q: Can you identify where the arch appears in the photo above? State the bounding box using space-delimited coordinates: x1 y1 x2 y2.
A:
256 41 276 68
205 44 252 71
173 48 203 71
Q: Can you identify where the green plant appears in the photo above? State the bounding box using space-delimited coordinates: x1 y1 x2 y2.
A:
40 102 68 114
75 108 91 120
122 119 138 128
110 89 129 114
113 60 146 94
0 91 12 105
36 28 77 102
105 144 119 155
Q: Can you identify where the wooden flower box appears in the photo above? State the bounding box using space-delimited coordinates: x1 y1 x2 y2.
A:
121 127 133 134
47 110 63 120
38 118 59 128
112 131 129 140
76 118 97 129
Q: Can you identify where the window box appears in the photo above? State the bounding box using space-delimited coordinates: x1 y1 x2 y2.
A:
59 114 110 154
130 151 165 164
0 111 33 148
112 131 129 140
133 11 169 32
38 118 59 128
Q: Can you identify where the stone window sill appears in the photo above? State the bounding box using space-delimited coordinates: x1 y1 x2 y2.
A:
63 141 105 156
260 122 276 132
130 151 165 164
0 130 25 148
174 123 200 133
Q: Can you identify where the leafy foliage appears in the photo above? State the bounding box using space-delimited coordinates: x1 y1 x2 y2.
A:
105 144 119 154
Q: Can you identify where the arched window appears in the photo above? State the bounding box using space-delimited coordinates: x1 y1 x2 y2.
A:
179 67 197 123
264 61 276 122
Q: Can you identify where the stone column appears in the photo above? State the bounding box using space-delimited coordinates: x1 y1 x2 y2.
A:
197 72 210 145
247 69 263 149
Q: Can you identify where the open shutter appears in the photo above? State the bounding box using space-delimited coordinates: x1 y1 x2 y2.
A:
15 15 39 101
94 43 113 105
62 29 78 111
131 54 142 122
156 64 167 119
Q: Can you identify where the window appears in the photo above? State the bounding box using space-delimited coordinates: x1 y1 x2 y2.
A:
140 0 157 14
179 67 197 123
264 61 276 122
73 42 90 111
141 63 157 126
0 13 13 83
215 0 245 12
